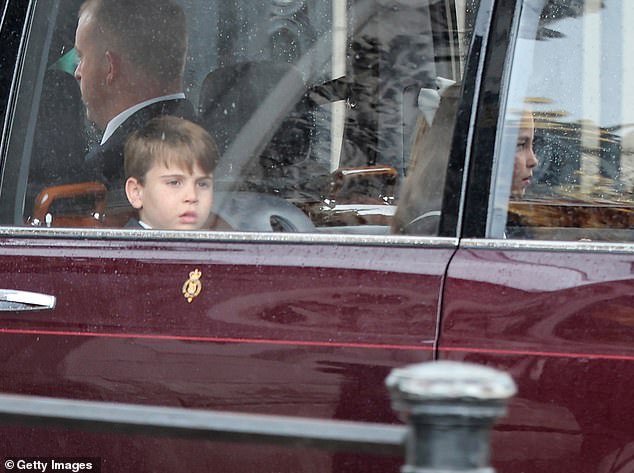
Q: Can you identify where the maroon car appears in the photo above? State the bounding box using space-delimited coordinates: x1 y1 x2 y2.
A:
0 0 633 472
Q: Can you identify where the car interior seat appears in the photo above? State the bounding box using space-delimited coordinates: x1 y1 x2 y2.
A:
391 83 461 236
26 69 88 219
198 60 324 201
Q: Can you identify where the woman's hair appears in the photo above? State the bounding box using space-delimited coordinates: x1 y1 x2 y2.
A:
124 116 219 183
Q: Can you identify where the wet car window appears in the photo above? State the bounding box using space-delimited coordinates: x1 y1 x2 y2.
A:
490 0 634 241
1 0 479 236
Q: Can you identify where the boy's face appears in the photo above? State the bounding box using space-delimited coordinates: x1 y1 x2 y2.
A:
125 160 213 230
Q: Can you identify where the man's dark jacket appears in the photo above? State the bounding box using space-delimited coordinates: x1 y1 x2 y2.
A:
83 98 197 190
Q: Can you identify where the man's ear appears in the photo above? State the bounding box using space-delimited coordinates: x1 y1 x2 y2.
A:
125 177 144 209
104 50 119 85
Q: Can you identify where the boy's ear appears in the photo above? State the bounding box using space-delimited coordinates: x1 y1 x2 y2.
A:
125 177 144 210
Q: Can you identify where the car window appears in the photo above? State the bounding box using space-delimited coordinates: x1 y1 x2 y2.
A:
1 0 480 236
489 0 634 241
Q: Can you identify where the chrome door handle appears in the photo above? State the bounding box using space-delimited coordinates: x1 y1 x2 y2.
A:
0 290 56 311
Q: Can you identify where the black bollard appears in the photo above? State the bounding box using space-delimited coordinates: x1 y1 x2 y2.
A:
386 361 516 473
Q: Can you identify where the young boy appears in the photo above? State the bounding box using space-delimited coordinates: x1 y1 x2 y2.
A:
123 116 219 230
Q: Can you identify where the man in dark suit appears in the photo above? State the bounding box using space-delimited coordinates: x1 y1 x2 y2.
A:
74 0 196 190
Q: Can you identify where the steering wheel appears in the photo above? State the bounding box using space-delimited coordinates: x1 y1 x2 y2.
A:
212 192 315 232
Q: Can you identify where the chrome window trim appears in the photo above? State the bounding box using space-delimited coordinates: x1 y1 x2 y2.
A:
1 1 35 160
0 1 7 32
455 0 494 238
0 227 459 248
461 237 634 255
485 0 523 239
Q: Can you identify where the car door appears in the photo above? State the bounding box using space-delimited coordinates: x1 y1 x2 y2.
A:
0 0 486 471
440 1 634 472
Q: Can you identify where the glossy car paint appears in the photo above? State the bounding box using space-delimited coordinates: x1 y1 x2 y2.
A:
440 242 634 473
0 0 500 471
1 0 480 470
5 0 634 472
0 234 452 471
440 0 634 471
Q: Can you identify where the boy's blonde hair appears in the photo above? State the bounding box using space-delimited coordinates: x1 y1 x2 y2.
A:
124 116 219 183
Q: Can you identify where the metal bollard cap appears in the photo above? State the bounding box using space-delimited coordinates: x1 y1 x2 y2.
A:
386 361 516 402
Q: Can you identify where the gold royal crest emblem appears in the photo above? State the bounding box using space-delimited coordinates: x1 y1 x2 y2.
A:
182 269 202 303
